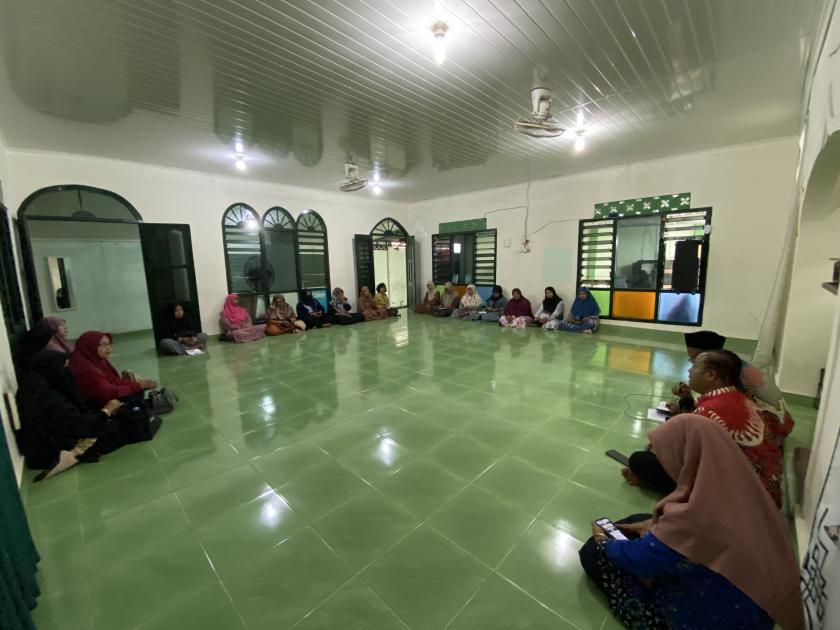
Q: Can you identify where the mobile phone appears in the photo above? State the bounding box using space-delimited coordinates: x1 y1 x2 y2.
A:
605 449 629 466
595 517 628 541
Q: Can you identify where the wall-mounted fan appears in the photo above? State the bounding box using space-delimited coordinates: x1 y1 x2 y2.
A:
243 256 275 293
339 162 368 192
514 88 565 138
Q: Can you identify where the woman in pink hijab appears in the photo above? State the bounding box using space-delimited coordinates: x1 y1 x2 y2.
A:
219 294 266 343
580 415 803 630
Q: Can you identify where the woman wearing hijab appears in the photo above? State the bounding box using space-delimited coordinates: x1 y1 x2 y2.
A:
374 283 400 317
40 316 75 353
219 293 266 342
475 285 507 323
534 286 564 329
558 287 600 333
69 331 158 407
296 289 332 329
17 350 161 481
414 281 441 315
265 295 304 335
499 288 533 328
433 282 460 317
452 283 483 319
358 286 388 320
580 415 803 630
329 287 365 325
160 304 208 354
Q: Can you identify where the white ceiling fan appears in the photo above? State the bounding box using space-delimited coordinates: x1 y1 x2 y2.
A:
339 162 368 192
514 88 565 138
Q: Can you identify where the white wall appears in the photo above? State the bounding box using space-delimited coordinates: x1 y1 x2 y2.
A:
409 136 798 341
777 176 840 396
5 150 411 335
30 227 153 334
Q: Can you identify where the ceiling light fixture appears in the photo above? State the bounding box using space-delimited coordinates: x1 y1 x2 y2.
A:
235 157 246 171
372 184 383 195
572 109 589 152
431 21 449 65
234 140 244 154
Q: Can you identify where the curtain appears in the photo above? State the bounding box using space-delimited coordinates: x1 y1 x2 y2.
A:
751 185 803 370
0 425 39 630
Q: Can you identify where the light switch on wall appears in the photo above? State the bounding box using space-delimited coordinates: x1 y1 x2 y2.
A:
503 237 512 247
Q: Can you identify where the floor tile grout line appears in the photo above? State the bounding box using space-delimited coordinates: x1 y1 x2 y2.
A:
291 425 562 630
288 526 414 630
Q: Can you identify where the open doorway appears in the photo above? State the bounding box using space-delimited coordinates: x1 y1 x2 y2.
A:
17 185 200 355
353 218 416 308
28 221 151 334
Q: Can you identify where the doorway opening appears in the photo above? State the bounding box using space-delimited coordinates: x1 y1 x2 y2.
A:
17 185 200 354
354 218 416 308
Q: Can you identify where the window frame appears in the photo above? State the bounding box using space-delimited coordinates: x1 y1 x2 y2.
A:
294 209 331 294
431 228 497 286
575 207 712 326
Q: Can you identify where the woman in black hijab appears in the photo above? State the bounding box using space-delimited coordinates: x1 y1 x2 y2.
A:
16 350 160 481
160 303 208 355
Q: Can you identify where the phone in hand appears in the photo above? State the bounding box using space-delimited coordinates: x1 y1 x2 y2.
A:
605 449 630 466
595 517 628 541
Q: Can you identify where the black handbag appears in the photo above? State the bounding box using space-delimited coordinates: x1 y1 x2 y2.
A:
146 388 178 415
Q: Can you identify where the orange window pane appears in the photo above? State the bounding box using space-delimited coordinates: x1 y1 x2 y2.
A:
612 291 656 320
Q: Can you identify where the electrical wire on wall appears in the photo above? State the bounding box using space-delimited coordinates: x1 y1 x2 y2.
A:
481 170 589 253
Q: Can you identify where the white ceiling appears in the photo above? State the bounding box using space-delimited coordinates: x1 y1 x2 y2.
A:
0 0 825 202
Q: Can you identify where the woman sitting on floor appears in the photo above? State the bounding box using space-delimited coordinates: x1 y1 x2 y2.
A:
297 289 332 329
329 287 365 324
358 286 388 320
452 283 483 319
220 293 266 343
535 286 564 329
558 287 600 334
434 282 460 317
475 285 507 323
374 283 400 317
580 416 803 630
18 349 161 481
499 288 533 328
626 349 786 508
69 332 159 407
160 304 208 354
414 281 441 315
265 294 304 335
39 316 75 353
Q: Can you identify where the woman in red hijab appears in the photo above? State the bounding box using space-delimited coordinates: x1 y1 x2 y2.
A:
581 415 803 630
498 288 533 328
69 331 157 407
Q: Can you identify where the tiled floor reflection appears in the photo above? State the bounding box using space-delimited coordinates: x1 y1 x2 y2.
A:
22 318 816 629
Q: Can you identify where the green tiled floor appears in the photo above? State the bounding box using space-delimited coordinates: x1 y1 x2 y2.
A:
21 316 817 630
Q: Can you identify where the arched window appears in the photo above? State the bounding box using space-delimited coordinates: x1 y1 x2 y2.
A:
221 203 263 294
295 210 329 291
371 217 407 238
262 207 298 293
